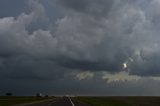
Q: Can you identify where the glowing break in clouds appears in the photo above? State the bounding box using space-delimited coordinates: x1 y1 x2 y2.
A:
102 71 160 83
74 71 94 80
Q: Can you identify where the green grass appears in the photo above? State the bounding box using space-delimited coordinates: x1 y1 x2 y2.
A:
0 96 54 106
75 97 130 106
75 96 160 106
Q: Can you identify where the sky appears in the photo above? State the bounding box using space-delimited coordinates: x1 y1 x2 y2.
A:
1 0 160 96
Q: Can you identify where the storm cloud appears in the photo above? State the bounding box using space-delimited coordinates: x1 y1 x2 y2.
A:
1 0 160 95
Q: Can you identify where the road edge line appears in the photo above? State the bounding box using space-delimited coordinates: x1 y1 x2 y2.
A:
12 99 54 106
69 97 75 106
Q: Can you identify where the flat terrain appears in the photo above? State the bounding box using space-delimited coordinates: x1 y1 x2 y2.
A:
1 96 160 106
23 97 90 106
0 96 54 106
75 96 160 106
0 96 90 106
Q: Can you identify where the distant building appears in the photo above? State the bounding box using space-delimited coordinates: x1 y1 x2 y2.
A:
36 93 42 97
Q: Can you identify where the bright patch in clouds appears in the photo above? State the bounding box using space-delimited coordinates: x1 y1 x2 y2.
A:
123 63 128 69
102 71 160 83
102 71 141 83
74 71 94 80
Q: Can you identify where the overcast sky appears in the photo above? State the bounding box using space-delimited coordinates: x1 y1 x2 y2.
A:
1 0 160 96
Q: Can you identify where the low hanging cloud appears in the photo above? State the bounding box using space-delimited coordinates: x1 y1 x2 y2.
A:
102 71 160 83
74 71 94 80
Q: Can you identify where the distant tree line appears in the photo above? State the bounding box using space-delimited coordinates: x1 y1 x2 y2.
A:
6 92 13 96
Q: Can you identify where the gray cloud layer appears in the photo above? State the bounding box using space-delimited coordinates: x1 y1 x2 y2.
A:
1 0 160 95
52 0 160 76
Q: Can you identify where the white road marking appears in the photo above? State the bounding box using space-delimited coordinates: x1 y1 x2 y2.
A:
69 97 75 106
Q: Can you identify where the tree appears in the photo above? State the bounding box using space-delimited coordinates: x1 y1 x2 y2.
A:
6 93 13 96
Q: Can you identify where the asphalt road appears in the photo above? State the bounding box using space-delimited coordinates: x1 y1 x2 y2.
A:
23 97 90 106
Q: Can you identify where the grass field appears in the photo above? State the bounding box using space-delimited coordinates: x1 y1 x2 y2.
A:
75 96 160 106
0 96 54 106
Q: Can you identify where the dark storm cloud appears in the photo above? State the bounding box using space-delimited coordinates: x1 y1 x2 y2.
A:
56 0 89 12
0 0 27 18
52 0 160 77
1 0 160 96
1 0 160 78
1 56 68 80
130 48 160 76
1 72 160 96
57 57 123 72
55 0 114 18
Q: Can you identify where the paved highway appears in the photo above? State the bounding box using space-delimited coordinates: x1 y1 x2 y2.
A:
22 97 91 106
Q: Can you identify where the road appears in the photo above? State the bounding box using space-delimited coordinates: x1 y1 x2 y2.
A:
22 97 91 106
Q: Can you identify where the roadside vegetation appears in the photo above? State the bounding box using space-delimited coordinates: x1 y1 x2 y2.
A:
75 96 160 106
75 97 129 106
0 96 54 106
